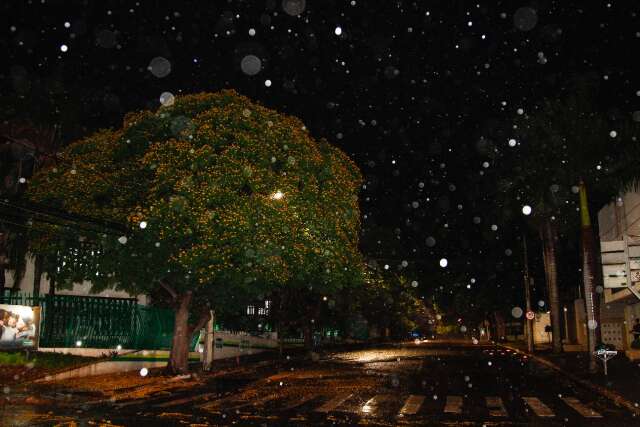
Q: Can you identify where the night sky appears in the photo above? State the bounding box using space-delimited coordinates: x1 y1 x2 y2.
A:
2 0 639 311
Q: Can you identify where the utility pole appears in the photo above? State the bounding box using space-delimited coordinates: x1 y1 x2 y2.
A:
523 235 535 353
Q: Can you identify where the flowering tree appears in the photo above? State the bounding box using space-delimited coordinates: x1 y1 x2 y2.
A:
27 90 363 373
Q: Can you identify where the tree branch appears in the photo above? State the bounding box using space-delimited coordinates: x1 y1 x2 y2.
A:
159 279 178 301
189 309 211 336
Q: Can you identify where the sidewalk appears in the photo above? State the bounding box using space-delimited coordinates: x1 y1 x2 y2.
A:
503 341 640 411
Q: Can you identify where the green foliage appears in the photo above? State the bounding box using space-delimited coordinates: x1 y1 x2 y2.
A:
27 90 363 312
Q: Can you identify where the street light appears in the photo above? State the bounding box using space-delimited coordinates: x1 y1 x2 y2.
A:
271 191 284 200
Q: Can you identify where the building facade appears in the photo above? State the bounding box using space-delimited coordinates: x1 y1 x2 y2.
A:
598 192 640 351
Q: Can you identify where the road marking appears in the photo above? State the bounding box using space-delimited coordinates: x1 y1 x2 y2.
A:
361 394 388 415
399 395 425 415
485 396 508 417
315 393 352 413
522 396 555 417
561 397 602 418
444 395 463 414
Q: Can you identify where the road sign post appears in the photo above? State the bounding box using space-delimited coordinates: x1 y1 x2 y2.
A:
594 349 617 376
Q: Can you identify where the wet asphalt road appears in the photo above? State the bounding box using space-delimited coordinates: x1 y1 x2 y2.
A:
4 341 640 426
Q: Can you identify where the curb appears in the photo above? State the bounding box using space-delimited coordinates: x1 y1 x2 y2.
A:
498 343 640 417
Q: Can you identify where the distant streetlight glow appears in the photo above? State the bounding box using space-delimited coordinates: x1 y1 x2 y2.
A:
271 191 284 200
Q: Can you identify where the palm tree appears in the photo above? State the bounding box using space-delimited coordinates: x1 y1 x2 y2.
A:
511 77 639 367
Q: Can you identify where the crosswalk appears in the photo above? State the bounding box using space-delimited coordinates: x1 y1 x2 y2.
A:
310 393 605 420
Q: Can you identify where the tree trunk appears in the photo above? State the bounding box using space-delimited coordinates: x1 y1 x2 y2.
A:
48 274 55 296
303 322 313 351
541 220 563 353
579 181 599 373
202 310 215 371
0 231 7 290
33 254 43 298
167 291 193 375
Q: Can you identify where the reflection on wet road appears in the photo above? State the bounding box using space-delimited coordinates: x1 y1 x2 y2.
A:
3 341 639 426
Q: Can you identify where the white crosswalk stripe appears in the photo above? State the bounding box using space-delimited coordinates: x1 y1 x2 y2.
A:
313 393 608 420
362 394 391 415
522 396 555 417
399 395 425 415
444 395 463 414
485 396 508 417
561 396 602 418
314 393 352 413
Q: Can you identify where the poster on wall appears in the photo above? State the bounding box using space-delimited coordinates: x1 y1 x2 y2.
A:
0 304 40 349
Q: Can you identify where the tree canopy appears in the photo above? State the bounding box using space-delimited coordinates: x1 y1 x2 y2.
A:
27 90 364 370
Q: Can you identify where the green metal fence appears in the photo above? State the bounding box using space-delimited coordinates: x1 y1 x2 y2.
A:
1 291 198 350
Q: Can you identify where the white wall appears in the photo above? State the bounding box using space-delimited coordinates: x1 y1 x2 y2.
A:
533 312 552 344
4 255 147 304
598 192 640 242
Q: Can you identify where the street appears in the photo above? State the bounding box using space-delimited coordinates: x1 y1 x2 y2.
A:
5 341 639 426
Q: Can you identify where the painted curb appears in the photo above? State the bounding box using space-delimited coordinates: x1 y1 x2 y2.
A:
499 343 640 417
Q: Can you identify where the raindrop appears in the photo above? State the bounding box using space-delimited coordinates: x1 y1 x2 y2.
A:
96 29 117 48
426 236 436 247
139 221 147 229
282 0 306 16
460 325 467 333
513 7 538 31
588 320 598 330
264 79 272 87
411 280 418 288
610 130 617 138
159 91 175 107
240 54 262 76
118 236 128 244
511 307 523 318
334 26 342 36
522 205 532 215
537 300 545 307
148 57 171 78
249 28 256 36
517 108 524 115
508 138 517 147
140 367 149 376
60 44 68 52
439 258 448 268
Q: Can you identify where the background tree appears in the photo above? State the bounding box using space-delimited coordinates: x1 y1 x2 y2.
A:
0 120 60 293
27 90 363 373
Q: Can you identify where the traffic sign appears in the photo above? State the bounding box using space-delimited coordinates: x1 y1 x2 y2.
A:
525 311 535 320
